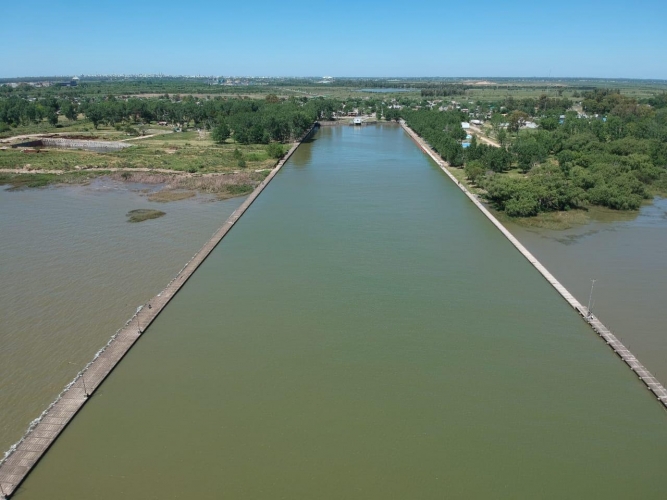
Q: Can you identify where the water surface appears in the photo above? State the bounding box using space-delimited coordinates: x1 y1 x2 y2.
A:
0 181 244 453
506 198 667 385
15 126 667 499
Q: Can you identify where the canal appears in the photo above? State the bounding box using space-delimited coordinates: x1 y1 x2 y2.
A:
14 125 667 499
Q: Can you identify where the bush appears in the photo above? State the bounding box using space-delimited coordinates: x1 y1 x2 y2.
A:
266 142 285 159
505 194 539 217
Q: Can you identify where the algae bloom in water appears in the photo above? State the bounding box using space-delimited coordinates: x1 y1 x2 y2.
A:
127 209 166 223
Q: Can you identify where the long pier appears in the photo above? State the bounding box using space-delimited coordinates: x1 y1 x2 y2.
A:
0 125 318 499
400 120 667 410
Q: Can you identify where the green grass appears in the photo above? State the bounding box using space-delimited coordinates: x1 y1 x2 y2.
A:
0 171 97 189
0 116 112 139
0 134 276 174
220 183 254 198
147 190 196 202
496 209 592 230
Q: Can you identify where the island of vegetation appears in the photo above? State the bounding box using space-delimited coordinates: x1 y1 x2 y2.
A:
126 209 166 223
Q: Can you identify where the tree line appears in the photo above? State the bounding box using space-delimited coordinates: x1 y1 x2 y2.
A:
402 92 667 217
471 92 667 216
420 85 471 97
0 96 78 131
0 93 344 144
402 109 468 166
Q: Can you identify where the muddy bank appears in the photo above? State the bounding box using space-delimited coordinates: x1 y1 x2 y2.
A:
109 170 266 200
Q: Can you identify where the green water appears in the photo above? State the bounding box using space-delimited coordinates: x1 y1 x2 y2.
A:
16 125 667 499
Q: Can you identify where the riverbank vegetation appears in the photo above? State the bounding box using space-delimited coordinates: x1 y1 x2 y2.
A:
0 171 98 190
0 91 336 198
2 77 666 217
403 89 667 221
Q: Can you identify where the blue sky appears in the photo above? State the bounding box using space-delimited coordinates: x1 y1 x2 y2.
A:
2 0 666 78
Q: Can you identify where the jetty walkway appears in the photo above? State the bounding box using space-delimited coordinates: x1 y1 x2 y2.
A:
400 120 667 411
0 125 318 499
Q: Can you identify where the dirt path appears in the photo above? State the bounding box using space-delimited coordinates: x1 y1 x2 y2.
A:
0 159 282 177
0 132 75 145
469 125 500 147
1 130 172 145
0 167 267 177
0 167 191 176
121 132 173 142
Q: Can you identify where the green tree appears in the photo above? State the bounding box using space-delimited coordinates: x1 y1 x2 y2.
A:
507 111 530 133
211 122 231 144
61 101 77 121
47 110 58 126
497 128 508 146
85 105 103 129
512 137 546 173
464 160 486 184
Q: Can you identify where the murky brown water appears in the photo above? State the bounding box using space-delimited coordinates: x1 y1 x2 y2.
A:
506 198 667 385
0 180 244 454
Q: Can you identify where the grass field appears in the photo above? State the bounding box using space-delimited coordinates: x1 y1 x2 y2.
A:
0 129 277 174
0 123 281 199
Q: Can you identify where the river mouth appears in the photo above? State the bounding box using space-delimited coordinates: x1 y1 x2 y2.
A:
8 125 667 499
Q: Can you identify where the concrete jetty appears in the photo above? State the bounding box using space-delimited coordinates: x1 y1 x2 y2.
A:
400 120 667 410
0 125 318 499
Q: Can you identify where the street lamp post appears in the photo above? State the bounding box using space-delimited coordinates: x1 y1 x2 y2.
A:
68 362 88 398
136 305 143 334
587 279 596 319
81 373 88 398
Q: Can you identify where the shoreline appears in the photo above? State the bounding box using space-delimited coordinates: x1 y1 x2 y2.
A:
400 119 667 411
0 168 274 199
0 123 319 499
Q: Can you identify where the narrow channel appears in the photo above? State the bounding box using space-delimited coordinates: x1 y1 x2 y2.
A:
16 124 667 499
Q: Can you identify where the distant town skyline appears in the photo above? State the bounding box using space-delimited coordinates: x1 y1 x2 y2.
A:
2 0 666 79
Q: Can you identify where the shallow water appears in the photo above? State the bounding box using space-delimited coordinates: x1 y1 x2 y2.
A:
506 198 667 385
12 127 667 499
0 180 244 453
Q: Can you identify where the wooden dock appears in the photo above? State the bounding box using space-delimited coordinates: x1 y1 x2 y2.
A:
400 120 667 410
0 125 318 499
